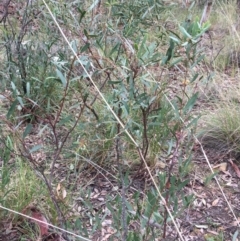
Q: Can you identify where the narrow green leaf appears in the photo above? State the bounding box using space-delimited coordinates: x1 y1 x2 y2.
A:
26 82 30 97
1 166 10 191
121 102 129 116
179 25 192 39
190 73 199 83
56 69 66 87
109 42 121 57
133 43 138 51
80 43 90 53
204 172 218 186
29 145 42 153
17 96 24 107
177 179 189 191
71 39 78 52
11 82 16 91
171 100 180 119
7 99 18 119
168 30 182 41
170 57 183 66
232 230 239 241
87 34 98 38
191 54 205 69
77 8 86 23
186 116 200 128
165 39 175 63
137 35 147 58
83 29 88 37
23 123 33 139
108 80 122 84
88 0 100 11
161 55 169 65
169 35 180 44
183 93 198 114
59 115 72 125
141 7 150 19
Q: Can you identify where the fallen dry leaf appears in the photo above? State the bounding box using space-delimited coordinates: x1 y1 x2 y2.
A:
194 224 208 229
22 206 68 241
212 198 219 206
231 217 240 226
56 183 67 200
201 198 206 206
155 160 166 169
30 207 49 236
213 162 227 172
102 219 112 227
229 159 240 178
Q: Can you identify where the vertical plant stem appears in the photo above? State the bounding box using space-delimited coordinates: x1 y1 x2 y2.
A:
116 105 128 241
16 1 33 94
141 107 149 159
49 104 85 184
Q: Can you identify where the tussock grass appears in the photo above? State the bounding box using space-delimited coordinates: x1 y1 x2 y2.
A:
0 158 55 221
199 79 240 157
200 103 240 149
208 0 240 71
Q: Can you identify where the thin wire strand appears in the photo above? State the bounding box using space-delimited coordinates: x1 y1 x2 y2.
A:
0 205 91 241
41 1 185 240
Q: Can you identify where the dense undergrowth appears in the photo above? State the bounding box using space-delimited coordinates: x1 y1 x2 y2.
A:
0 0 240 240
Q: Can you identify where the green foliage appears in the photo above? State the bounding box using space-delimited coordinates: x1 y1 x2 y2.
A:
102 171 193 240
0 157 53 219
0 136 13 196
0 0 212 240
205 232 224 241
